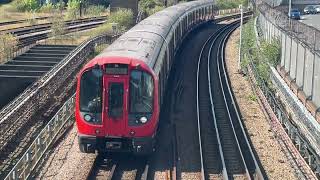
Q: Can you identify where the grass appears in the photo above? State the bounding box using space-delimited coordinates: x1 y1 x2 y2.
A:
248 94 257 102
0 1 109 31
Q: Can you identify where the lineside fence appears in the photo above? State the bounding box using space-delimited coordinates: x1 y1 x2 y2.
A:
246 50 319 178
256 0 320 51
243 14 320 178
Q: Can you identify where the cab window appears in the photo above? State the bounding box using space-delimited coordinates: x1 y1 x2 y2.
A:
80 69 102 113
129 70 154 113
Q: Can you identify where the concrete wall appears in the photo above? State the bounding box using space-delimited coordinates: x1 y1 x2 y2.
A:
258 13 320 111
266 0 320 5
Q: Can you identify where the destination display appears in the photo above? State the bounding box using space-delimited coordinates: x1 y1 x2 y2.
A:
105 64 128 75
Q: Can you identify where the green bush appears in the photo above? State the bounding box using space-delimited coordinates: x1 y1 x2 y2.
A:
56 0 66 11
139 0 161 10
86 5 105 17
216 0 248 9
15 0 39 12
39 2 55 13
146 5 165 16
67 0 80 19
139 0 164 16
91 23 113 36
50 13 65 37
108 9 133 31
0 33 18 63
260 39 281 66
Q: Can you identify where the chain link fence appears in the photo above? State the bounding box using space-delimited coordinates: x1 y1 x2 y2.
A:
256 0 320 51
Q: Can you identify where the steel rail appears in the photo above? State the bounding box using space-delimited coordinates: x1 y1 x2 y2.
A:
196 21 240 179
196 24 227 180
87 155 150 180
197 17 263 179
219 26 264 180
213 23 251 179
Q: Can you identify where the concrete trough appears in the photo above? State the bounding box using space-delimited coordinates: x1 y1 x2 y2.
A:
0 78 34 109
0 65 51 71
13 56 61 62
6 61 57 66
20 53 67 58
27 49 72 54
0 44 76 110
32 44 76 51
0 70 45 77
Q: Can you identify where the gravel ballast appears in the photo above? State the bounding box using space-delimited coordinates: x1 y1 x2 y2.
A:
225 29 297 179
36 124 96 180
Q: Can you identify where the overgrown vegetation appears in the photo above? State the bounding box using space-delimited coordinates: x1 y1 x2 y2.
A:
216 0 248 9
260 39 281 66
241 19 281 84
108 9 133 31
67 0 80 19
85 5 106 17
0 33 18 63
248 94 257 102
50 13 66 38
139 0 165 16
15 0 39 12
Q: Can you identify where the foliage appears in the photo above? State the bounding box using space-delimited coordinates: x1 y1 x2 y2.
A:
108 9 133 31
39 2 55 13
14 0 39 12
139 0 164 16
0 33 18 63
146 5 165 16
248 94 257 101
67 0 80 19
260 39 281 66
56 0 66 11
139 0 161 10
90 23 113 36
50 13 65 37
240 19 256 69
216 0 248 9
241 18 281 87
26 12 38 25
85 5 105 17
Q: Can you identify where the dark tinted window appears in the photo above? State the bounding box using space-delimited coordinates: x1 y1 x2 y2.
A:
108 83 124 118
130 70 154 113
80 69 102 113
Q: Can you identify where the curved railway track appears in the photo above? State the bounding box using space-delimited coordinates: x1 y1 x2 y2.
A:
196 19 264 179
0 16 107 36
0 16 106 48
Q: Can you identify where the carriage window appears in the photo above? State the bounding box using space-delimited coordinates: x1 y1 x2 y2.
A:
130 70 154 113
80 69 102 113
108 83 124 118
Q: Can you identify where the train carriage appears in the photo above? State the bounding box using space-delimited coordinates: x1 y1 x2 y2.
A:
75 0 216 155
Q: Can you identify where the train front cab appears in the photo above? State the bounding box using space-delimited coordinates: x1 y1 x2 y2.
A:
75 58 159 155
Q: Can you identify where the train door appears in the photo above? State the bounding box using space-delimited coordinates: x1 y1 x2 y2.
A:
104 76 128 136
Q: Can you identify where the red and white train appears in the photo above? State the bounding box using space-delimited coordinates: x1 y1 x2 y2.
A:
75 0 216 155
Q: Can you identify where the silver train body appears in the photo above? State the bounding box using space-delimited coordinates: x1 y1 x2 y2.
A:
98 0 216 102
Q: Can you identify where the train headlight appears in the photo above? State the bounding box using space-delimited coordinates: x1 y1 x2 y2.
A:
84 114 92 122
140 116 148 124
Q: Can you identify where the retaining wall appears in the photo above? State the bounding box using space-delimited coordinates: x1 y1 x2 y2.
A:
258 14 320 121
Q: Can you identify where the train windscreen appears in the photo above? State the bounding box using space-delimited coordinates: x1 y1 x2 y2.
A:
129 70 154 113
80 69 102 113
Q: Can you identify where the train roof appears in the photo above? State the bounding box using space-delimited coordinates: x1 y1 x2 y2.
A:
96 0 215 69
